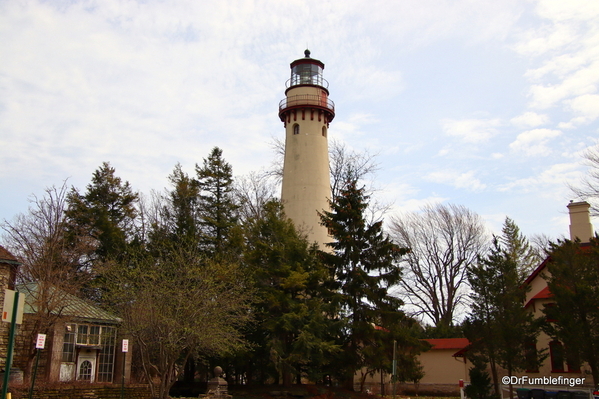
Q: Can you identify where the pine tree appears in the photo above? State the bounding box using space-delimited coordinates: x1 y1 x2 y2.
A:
196 147 239 257
64 162 139 302
319 179 409 388
66 162 138 263
154 163 201 247
543 237 599 386
499 217 541 278
465 238 543 397
243 200 339 386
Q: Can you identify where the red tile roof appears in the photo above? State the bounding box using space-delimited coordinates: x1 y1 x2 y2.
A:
424 338 470 350
532 286 552 299
524 286 552 308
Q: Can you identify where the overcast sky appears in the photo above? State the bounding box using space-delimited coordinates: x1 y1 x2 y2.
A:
1 0 598 242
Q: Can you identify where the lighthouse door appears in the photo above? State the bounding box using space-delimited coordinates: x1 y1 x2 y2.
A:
320 90 328 107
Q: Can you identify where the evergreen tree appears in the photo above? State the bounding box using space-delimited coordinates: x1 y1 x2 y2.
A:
499 217 541 278
464 238 543 397
464 367 495 399
243 200 339 386
66 162 138 263
319 179 409 388
358 313 426 394
196 147 239 257
153 163 201 247
543 237 599 386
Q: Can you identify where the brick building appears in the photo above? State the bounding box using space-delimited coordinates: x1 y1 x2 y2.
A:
0 245 131 385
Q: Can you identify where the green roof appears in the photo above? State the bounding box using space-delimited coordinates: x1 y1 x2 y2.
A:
17 283 121 324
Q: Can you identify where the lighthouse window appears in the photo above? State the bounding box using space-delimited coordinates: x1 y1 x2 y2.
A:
322 126 327 137
293 124 300 135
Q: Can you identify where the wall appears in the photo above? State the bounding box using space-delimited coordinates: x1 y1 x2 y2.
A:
419 349 469 384
10 384 152 399
0 262 13 369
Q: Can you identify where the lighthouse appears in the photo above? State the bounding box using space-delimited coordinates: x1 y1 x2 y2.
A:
278 50 335 249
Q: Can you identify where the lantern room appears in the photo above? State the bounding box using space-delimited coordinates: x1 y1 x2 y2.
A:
287 49 329 90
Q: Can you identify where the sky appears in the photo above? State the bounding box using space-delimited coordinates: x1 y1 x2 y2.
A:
1 0 599 242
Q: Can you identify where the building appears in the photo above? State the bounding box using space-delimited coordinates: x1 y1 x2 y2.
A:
418 338 471 387
0 245 131 385
16 282 125 383
279 50 335 249
356 337 471 396
357 201 598 396
0 245 21 374
519 201 595 384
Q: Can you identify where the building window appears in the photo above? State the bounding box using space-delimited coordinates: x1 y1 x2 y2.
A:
62 324 76 362
293 124 299 135
77 324 101 346
62 323 117 382
78 360 93 381
97 326 117 383
322 126 327 137
550 340 565 373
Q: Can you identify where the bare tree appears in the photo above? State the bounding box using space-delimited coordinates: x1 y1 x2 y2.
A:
269 137 379 199
530 233 554 258
328 140 379 201
389 203 488 328
267 136 286 183
571 142 599 215
1 182 95 380
104 196 253 399
234 172 277 223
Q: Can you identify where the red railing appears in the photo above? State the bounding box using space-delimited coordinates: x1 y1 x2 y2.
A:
279 94 335 113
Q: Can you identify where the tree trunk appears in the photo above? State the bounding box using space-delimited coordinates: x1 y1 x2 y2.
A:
282 362 292 387
489 358 500 398
184 356 195 383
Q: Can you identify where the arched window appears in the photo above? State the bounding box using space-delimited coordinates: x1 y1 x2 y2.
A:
293 124 299 135
78 360 93 381
322 126 327 137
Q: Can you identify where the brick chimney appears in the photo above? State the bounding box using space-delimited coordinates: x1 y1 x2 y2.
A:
567 201 594 242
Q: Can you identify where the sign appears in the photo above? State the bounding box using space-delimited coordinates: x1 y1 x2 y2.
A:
122 339 129 353
2 289 25 324
36 333 47 349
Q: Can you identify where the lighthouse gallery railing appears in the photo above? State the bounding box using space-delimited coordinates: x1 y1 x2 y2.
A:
279 94 335 113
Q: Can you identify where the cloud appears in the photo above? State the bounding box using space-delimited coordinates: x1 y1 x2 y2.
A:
425 170 486 192
509 129 562 156
498 162 582 192
510 112 550 128
513 24 578 58
559 94 599 128
527 65 599 110
535 0 599 22
513 0 599 111
441 118 502 143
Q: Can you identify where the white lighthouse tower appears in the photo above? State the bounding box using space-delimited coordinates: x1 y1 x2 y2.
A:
278 50 335 249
